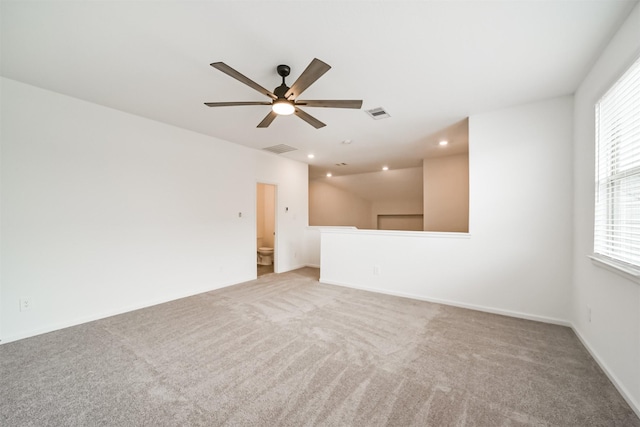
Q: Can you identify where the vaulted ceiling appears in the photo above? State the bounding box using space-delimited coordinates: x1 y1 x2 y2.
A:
1 1 636 178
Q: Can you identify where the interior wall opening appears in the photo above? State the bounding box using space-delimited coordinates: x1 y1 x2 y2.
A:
256 183 276 276
308 118 469 233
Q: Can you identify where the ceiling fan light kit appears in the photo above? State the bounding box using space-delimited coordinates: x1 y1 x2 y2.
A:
272 99 295 115
205 58 363 129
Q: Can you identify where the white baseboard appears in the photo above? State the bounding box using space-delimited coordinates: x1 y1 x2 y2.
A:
319 277 570 326
320 276 640 418
277 263 311 273
571 326 640 419
0 277 252 345
5 272 638 419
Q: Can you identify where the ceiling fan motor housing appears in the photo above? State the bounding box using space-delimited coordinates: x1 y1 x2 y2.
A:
274 83 290 98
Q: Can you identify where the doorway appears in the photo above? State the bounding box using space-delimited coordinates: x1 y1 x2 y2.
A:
256 183 276 276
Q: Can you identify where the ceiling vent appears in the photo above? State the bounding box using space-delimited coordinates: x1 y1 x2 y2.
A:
365 107 391 120
262 144 297 154
335 162 348 166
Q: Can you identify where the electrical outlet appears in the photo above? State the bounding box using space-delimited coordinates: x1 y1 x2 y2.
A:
587 306 592 323
19 298 31 312
373 265 381 276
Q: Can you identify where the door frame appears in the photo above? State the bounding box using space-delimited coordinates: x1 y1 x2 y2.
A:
256 181 278 273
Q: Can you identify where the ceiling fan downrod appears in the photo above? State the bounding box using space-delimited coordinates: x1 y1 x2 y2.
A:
275 64 291 98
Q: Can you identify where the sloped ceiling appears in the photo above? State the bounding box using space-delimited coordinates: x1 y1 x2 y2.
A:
320 166 425 203
1 1 637 178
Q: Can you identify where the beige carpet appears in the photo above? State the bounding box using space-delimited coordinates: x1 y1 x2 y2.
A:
1 267 638 426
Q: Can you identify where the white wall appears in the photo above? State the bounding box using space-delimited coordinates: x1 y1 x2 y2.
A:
0 78 308 343
255 164 308 273
303 226 357 268
572 3 640 412
321 96 573 324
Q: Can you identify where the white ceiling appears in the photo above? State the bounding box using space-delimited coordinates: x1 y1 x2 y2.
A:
1 1 636 179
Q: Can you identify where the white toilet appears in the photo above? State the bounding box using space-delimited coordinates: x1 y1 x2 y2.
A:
257 247 274 265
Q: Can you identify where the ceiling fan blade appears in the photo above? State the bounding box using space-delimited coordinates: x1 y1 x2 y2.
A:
294 107 326 129
204 101 272 107
284 58 331 99
210 62 277 100
257 110 278 128
295 100 363 109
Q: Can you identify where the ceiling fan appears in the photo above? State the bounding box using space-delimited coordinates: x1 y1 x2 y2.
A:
204 58 363 129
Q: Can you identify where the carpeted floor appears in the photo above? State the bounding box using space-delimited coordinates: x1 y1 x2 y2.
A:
1 267 638 426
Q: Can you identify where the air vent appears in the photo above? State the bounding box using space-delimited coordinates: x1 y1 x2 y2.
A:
365 107 391 120
335 163 348 166
262 144 297 154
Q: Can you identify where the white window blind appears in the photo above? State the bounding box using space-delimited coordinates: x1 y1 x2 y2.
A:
594 55 640 270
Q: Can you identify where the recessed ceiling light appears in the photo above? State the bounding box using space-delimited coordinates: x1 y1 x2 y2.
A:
326 172 332 177
307 154 315 159
439 140 449 146
382 166 389 171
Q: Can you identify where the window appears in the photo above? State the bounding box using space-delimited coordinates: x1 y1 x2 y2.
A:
594 55 640 272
